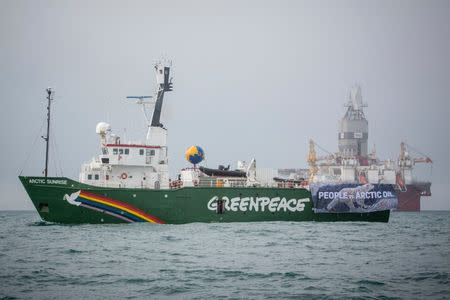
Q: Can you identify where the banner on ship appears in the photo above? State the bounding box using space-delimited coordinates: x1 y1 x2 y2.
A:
310 183 398 213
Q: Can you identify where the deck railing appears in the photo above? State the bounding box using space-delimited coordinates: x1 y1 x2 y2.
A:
169 178 309 189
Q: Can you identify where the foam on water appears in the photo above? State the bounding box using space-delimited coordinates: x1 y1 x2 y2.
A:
0 211 449 299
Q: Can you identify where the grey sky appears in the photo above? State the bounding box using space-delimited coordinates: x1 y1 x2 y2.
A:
1 0 449 210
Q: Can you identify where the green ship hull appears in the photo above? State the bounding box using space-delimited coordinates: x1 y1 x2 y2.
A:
19 176 390 224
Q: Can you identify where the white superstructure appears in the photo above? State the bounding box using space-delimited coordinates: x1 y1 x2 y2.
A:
79 61 173 189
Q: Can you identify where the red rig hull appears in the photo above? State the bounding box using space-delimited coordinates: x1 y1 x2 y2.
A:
397 183 432 211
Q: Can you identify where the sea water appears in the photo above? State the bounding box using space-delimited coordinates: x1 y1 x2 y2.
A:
0 211 449 299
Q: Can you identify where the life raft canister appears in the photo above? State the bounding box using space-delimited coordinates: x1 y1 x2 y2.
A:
121 173 128 180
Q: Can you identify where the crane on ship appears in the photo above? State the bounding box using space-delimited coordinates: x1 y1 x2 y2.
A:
396 142 433 193
307 139 336 181
399 142 433 165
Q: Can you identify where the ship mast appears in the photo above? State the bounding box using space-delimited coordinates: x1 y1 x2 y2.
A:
43 88 54 178
151 61 173 128
127 61 173 142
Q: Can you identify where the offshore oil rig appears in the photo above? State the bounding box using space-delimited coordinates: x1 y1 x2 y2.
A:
306 86 432 211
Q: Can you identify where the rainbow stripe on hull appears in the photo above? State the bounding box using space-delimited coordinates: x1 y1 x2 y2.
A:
73 191 165 224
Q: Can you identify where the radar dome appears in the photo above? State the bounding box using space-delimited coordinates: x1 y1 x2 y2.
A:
95 122 111 135
185 146 205 165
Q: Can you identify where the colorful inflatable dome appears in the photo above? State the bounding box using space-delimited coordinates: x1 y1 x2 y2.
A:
185 146 205 165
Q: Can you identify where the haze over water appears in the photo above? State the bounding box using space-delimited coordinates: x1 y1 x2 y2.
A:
1 0 449 210
1 211 449 299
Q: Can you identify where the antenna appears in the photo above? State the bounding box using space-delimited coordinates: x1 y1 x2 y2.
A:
126 96 154 139
43 87 54 178
126 61 173 141
126 96 152 102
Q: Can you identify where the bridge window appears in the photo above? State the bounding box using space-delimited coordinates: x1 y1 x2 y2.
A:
119 149 124 155
139 149 144 155
102 148 108 155
125 149 129 155
95 174 99 180
106 175 109 180
88 174 92 180
113 148 118 155
145 149 156 158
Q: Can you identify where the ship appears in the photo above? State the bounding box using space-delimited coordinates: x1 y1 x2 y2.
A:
19 62 397 224
304 86 432 211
